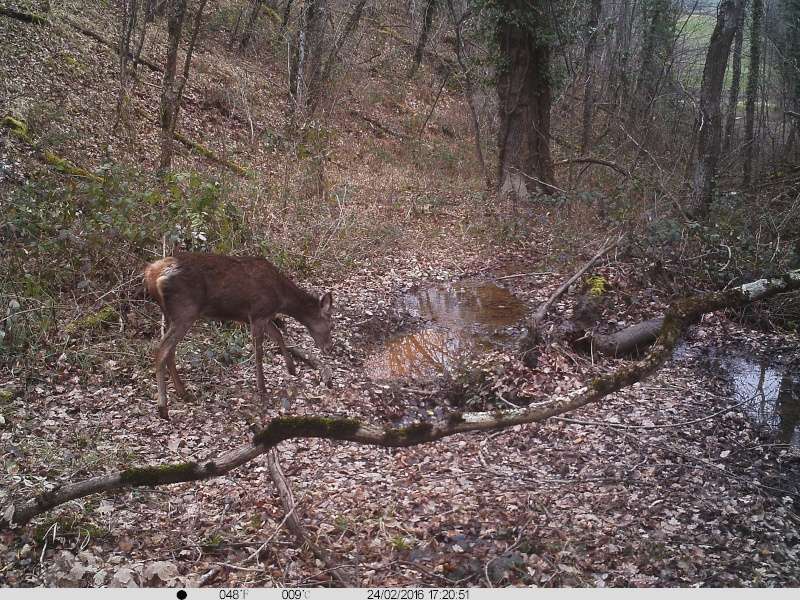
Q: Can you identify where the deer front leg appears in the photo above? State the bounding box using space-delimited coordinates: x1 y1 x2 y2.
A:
251 319 267 400
265 319 296 376
155 319 193 420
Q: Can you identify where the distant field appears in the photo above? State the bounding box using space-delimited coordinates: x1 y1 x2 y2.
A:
677 12 751 91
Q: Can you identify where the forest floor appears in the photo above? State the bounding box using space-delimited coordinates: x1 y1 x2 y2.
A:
2 0 800 588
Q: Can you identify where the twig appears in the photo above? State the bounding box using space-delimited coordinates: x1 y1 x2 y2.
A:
497 272 555 280
266 451 353 586
531 235 622 326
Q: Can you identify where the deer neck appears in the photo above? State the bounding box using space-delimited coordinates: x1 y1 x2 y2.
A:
283 285 319 325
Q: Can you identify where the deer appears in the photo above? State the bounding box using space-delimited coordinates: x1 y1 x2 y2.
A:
143 252 333 420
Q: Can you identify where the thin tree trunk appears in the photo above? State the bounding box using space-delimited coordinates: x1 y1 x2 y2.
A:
159 0 207 172
292 0 325 119
692 0 746 215
446 0 488 187
239 0 263 50
723 2 746 154
411 0 436 75
743 0 763 186
317 0 368 98
581 0 602 154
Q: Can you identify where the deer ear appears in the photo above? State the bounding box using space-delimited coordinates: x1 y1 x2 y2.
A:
320 292 333 316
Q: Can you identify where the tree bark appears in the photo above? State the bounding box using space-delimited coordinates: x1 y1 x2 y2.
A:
445 0 488 187
496 1 555 199
411 0 436 76
4 268 798 529
630 0 676 129
581 0 603 154
159 0 188 172
743 0 763 186
159 0 207 172
692 0 747 216
723 2 746 154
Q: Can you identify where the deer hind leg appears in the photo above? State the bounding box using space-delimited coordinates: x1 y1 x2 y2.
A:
265 319 296 376
155 317 194 420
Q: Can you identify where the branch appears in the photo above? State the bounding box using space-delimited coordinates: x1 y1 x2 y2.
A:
266 451 353 585
0 6 47 24
173 132 249 177
552 157 630 177
532 236 622 326
61 16 163 73
3 269 799 529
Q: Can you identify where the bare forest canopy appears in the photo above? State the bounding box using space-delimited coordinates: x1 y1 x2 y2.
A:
1 0 800 589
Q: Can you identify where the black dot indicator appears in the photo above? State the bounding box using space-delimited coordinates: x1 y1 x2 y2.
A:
177 590 188 600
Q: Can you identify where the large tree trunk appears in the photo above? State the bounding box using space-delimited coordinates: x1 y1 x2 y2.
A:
581 0 603 154
692 0 746 216
743 0 763 186
496 1 555 200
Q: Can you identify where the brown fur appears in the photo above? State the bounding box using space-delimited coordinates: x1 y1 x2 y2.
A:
144 252 333 419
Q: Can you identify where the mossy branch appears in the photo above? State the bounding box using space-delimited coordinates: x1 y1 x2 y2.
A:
2 116 104 182
2 269 799 529
0 6 48 25
174 131 249 177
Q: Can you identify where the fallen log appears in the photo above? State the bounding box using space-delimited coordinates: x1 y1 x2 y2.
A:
585 316 665 356
3 268 799 529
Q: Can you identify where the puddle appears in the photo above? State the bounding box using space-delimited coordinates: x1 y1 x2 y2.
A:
677 345 800 447
725 356 800 447
367 281 527 380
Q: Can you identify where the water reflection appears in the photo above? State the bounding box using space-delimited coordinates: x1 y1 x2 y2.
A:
691 350 800 448
368 281 526 380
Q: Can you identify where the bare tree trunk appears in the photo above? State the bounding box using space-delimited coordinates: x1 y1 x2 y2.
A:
239 0 267 50
159 0 207 171
114 0 140 130
723 2 746 154
581 0 602 154
631 0 676 129
609 0 633 111
692 0 746 216
318 0 368 98
496 1 555 199
743 0 763 186
411 0 436 76
445 0 488 187
292 0 326 119
281 0 293 34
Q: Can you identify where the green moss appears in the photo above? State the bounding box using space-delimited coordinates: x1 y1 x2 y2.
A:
2 115 30 141
42 150 104 182
65 306 119 334
120 462 198 486
0 386 19 404
585 275 609 297
252 416 362 447
382 421 435 446
33 517 108 545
